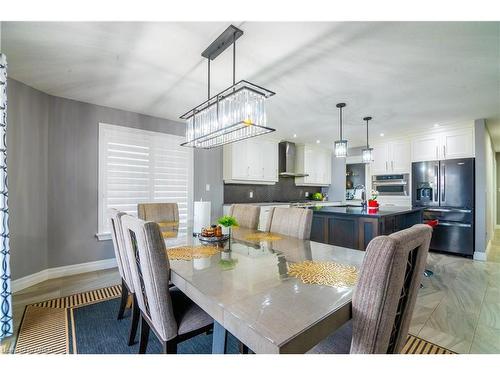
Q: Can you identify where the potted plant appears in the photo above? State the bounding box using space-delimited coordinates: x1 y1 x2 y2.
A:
217 215 239 251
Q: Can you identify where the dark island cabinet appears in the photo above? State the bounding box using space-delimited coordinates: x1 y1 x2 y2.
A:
310 208 423 251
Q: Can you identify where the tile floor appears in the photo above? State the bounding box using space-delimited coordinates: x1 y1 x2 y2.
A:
2 232 500 354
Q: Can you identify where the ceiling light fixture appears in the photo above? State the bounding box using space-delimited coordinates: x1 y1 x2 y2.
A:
180 25 276 149
380 133 385 137
334 103 348 157
362 116 373 163
316 140 320 144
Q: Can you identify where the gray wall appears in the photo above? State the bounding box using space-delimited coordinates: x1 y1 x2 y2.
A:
326 154 346 202
8 78 191 277
193 148 224 221
7 79 49 279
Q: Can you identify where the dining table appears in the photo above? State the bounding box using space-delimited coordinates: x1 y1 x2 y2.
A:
161 224 365 354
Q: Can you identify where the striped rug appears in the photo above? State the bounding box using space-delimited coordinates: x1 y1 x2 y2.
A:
14 285 455 354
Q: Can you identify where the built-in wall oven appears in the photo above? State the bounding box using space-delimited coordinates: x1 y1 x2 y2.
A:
371 174 410 196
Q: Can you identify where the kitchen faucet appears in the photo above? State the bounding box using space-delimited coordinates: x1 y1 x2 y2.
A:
353 184 367 209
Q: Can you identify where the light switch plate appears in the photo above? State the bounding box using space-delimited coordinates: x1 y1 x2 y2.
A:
249 191 254 198
305 191 309 197
205 184 210 191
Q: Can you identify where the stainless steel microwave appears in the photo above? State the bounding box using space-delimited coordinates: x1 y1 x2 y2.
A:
372 174 410 196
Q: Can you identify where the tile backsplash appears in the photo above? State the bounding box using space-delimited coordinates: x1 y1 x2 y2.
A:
223 177 322 204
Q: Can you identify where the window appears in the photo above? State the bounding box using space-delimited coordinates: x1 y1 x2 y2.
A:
97 123 193 240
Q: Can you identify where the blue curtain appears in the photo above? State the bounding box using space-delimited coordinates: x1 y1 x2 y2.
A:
0 53 12 340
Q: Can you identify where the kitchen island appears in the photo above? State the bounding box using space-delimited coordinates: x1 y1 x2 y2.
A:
310 205 424 250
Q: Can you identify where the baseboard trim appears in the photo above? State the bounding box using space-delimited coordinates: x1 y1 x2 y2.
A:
12 258 117 293
473 251 487 261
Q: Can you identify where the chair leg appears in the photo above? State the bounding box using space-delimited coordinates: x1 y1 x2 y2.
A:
128 294 139 346
239 342 249 354
162 340 178 354
117 278 128 320
138 315 150 354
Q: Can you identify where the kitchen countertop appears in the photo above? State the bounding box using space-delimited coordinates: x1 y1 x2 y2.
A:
223 201 342 207
310 205 424 218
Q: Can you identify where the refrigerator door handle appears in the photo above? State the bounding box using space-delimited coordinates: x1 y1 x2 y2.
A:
426 208 472 213
434 164 439 202
441 164 446 203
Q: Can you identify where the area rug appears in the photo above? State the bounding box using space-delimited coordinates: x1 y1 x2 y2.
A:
14 285 455 354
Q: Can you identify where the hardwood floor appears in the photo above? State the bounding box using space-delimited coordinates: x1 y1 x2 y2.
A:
3 236 500 354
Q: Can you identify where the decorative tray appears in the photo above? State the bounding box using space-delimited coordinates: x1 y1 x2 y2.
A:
198 234 229 243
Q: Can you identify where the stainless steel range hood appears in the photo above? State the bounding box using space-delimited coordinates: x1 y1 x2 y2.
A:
279 141 309 177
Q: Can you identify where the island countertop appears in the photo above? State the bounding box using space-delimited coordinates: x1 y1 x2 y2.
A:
310 205 424 218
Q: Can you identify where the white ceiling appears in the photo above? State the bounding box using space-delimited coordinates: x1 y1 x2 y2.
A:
2 21 499 147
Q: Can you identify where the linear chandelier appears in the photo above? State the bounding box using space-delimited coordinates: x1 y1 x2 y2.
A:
180 25 276 149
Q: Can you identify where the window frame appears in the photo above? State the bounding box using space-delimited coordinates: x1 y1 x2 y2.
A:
96 122 193 241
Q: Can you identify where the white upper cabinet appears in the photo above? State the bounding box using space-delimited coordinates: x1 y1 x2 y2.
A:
223 138 278 184
442 128 475 160
295 144 332 186
411 127 474 162
371 140 411 175
411 136 441 161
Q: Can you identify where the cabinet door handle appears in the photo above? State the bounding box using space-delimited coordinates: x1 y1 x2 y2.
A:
391 160 394 171
435 146 438 160
385 161 388 171
443 145 446 159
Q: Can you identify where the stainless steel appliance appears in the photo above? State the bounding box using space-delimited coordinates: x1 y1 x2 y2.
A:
412 158 475 257
278 141 309 177
372 174 409 196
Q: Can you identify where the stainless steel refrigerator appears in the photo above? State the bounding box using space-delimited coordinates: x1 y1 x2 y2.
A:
412 158 475 257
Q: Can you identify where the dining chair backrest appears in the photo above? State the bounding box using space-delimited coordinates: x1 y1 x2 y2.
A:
138 202 179 224
228 204 260 230
264 207 313 239
350 224 432 354
108 209 134 293
121 215 178 342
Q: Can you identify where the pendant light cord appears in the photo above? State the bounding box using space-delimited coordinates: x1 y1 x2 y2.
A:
366 118 369 148
339 106 343 140
207 58 211 100
233 32 236 85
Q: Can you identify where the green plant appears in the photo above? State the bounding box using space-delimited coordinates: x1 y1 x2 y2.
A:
217 215 239 228
311 192 323 201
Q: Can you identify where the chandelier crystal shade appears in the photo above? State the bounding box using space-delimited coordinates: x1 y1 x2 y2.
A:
334 103 348 158
362 116 373 163
180 25 276 149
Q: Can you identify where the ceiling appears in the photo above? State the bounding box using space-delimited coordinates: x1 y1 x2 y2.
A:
2 21 499 147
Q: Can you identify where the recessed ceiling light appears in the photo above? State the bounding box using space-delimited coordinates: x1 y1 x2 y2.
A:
380 133 385 137
316 140 320 144
293 134 297 138
434 123 440 127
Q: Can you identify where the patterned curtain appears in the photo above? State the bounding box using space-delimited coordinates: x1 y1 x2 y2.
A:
0 53 12 340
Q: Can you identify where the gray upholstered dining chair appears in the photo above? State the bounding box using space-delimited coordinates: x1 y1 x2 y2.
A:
108 209 140 346
228 204 260 230
264 207 313 239
121 215 214 354
137 202 179 223
308 224 432 354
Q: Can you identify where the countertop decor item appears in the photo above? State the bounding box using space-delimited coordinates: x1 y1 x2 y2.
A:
198 234 229 243
217 215 239 251
288 260 358 287
311 192 324 201
362 116 374 163
334 103 348 157
193 201 211 235
166 245 221 261
180 25 276 149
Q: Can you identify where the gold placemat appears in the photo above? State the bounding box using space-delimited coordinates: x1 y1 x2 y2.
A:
158 221 179 228
244 232 283 241
167 245 221 261
162 231 178 238
288 261 358 287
